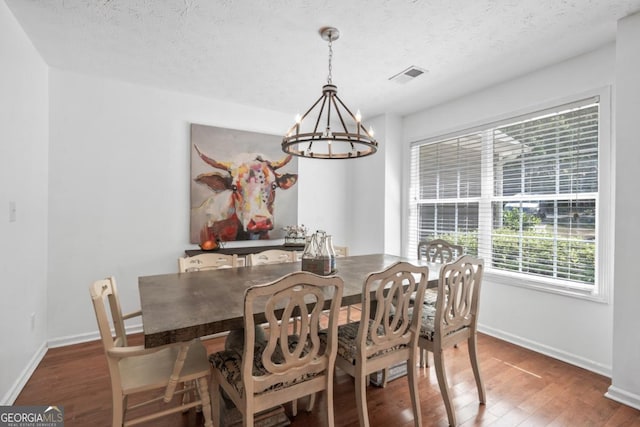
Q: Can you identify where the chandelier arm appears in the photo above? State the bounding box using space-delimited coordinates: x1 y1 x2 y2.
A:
286 94 325 136
311 97 329 154
326 94 333 134
308 96 327 153
334 94 369 136
300 94 325 123
330 96 356 150
312 95 328 138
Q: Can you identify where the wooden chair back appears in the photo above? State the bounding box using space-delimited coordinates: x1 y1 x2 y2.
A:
358 262 428 363
178 253 238 272
417 239 463 263
434 255 483 346
243 271 343 396
247 249 295 266
90 277 128 351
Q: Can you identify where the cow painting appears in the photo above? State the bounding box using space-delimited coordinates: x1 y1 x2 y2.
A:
192 145 298 242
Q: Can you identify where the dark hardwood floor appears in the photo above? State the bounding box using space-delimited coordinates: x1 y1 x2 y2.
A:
15 332 640 426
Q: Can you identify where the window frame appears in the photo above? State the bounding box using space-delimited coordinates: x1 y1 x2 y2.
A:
405 87 612 303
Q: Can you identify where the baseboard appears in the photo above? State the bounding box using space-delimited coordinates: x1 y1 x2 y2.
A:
1 342 47 405
478 324 612 378
47 324 143 348
605 385 640 410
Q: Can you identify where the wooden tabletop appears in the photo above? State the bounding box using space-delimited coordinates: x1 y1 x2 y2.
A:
138 253 440 348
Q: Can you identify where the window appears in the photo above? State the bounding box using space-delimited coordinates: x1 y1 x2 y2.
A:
408 95 607 297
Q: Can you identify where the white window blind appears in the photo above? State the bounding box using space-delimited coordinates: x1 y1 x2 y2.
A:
409 97 599 288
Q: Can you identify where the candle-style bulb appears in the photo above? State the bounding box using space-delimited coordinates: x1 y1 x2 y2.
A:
355 110 362 123
295 113 302 124
368 126 374 137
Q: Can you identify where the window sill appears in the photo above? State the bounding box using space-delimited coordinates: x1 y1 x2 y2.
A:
485 268 608 303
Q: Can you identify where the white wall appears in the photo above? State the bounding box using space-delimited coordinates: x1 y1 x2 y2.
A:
297 156 350 245
383 114 403 256
346 114 387 256
608 11 640 410
46 69 358 343
403 44 615 375
0 1 49 404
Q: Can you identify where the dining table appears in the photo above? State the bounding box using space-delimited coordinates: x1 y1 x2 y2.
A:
138 253 441 349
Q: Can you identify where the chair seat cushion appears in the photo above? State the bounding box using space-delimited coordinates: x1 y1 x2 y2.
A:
418 289 468 341
209 335 322 397
419 288 438 340
417 303 437 341
423 288 438 305
327 320 408 365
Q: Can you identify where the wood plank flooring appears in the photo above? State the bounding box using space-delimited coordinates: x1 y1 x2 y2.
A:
15 332 640 426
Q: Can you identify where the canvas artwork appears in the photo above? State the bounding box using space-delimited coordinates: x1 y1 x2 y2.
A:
190 124 299 244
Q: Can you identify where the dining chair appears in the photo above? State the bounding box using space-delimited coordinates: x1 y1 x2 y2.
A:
89 277 213 427
247 249 296 266
209 271 344 427
332 262 428 427
178 253 238 272
417 255 485 427
417 238 463 263
416 238 464 367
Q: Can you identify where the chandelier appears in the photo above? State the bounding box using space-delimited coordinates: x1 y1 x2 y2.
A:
282 27 378 159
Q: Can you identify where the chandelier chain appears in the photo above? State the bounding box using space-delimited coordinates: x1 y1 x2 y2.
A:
327 34 333 84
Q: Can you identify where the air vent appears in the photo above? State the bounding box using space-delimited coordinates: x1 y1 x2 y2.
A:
389 66 428 84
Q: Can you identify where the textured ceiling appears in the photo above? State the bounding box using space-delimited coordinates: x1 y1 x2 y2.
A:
6 0 640 118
